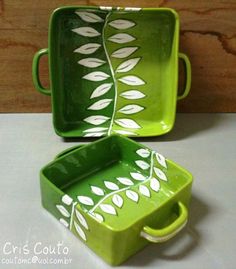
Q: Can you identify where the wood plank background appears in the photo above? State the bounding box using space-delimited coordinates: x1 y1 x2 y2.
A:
0 0 236 112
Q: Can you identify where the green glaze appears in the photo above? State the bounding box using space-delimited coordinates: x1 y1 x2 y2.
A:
40 135 193 265
32 6 191 137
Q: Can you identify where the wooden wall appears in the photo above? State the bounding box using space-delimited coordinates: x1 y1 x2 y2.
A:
0 0 236 112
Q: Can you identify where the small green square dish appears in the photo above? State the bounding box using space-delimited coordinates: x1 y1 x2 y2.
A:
33 6 191 137
40 135 193 265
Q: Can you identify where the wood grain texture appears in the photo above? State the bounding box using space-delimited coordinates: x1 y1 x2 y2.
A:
0 0 236 112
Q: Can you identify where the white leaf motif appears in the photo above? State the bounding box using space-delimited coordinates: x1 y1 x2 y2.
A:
113 130 136 135
139 185 151 197
75 209 89 230
150 178 160 192
75 11 103 23
111 47 138 58
88 99 113 110
126 190 139 203
136 148 150 158
118 104 144 115
109 19 135 30
84 115 110 126
124 7 142 11
116 58 141 73
100 204 117 215
156 153 167 169
91 212 104 223
91 186 104 196
154 167 167 181
90 83 113 99
60 218 69 228
119 75 145 86
100 6 112 10
108 33 135 44
112 194 123 208
74 221 87 241
116 177 134 186
83 71 110 81
78 58 105 68
83 127 108 133
130 172 146 181
72 27 100 37
104 181 119 191
74 43 101 54
135 160 150 170
62 194 73 206
83 132 105 137
77 196 94 206
120 90 145 100
115 119 141 129
56 205 70 218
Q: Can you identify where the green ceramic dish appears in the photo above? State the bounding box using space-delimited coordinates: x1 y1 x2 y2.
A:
32 6 191 137
40 135 193 265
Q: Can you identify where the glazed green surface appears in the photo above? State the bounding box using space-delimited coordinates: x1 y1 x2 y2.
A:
33 7 191 137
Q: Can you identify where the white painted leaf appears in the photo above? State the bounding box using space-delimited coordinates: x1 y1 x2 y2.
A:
74 43 101 55
108 33 135 44
118 75 145 86
83 132 105 137
100 204 117 215
88 99 113 110
92 212 104 223
116 58 141 73
84 115 110 125
59 218 69 228
156 153 167 169
72 27 100 37
135 160 150 170
74 221 87 241
115 119 141 129
83 71 110 81
111 47 138 58
75 11 103 23
62 194 73 206
116 177 134 186
113 130 136 136
90 83 113 99
91 185 104 196
112 194 123 208
77 196 94 206
154 167 168 181
150 177 160 192
83 127 108 133
104 181 119 191
56 205 70 218
100 6 112 10
126 190 139 203
109 19 135 30
75 209 89 230
124 7 142 11
136 148 150 158
118 104 144 115
78 58 105 68
120 90 145 100
139 185 151 197
130 172 146 181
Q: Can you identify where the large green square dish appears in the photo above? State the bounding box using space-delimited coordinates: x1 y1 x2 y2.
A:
33 6 191 137
40 135 193 265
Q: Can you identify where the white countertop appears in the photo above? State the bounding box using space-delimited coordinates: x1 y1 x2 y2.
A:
0 113 235 269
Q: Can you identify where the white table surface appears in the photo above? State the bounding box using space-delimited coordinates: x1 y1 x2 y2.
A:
0 113 235 269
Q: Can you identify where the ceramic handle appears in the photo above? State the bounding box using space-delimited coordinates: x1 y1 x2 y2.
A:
55 145 86 159
140 202 188 243
177 53 191 100
32 48 51 96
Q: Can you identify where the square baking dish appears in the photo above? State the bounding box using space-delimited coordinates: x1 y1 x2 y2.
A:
40 135 193 265
33 6 191 137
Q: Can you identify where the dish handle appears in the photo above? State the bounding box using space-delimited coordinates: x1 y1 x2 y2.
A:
32 48 51 96
140 201 188 243
54 145 86 159
178 53 191 100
